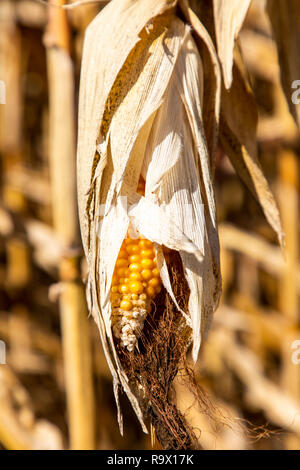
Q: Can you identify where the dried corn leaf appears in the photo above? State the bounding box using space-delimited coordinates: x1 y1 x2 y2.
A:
267 0 300 128
213 0 251 89
220 53 283 246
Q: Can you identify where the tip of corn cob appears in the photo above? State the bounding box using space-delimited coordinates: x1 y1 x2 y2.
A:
110 178 162 351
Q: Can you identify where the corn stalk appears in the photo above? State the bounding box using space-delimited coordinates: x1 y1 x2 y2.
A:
44 0 95 450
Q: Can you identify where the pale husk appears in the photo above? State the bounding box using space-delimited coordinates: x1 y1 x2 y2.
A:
77 0 177 251
213 0 251 89
179 0 221 171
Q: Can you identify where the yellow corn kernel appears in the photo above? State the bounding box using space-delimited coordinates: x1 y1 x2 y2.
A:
129 254 140 263
141 258 154 269
129 272 142 281
118 249 128 258
138 239 153 249
129 263 142 272
152 268 160 277
119 284 129 294
141 269 152 280
125 238 135 245
129 281 144 294
140 249 154 259
126 244 139 255
120 300 133 311
148 277 160 288
122 294 131 300
116 258 128 268
117 267 127 277
146 286 156 298
111 293 119 301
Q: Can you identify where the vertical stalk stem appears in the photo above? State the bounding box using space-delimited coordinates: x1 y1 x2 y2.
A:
45 0 95 450
277 149 300 449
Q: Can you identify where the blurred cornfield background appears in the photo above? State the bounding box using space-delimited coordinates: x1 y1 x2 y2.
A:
1 0 300 450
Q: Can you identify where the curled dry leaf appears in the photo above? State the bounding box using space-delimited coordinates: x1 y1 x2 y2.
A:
219 51 284 247
213 0 251 89
77 0 221 432
267 0 300 128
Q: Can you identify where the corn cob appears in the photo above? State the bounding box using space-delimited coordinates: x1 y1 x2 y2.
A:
111 179 162 351
78 0 222 431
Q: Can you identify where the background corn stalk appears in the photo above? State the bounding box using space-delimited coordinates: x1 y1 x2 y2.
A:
44 0 95 449
0 0 299 450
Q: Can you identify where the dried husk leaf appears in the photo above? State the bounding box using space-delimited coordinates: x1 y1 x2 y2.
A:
78 0 183 435
79 2 187 433
213 0 251 89
179 0 221 171
267 0 300 128
219 51 284 247
77 0 177 255
140 31 220 361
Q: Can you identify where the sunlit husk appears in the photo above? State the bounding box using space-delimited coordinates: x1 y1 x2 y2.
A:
213 0 251 89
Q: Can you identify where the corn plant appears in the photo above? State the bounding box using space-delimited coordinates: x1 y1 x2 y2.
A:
76 0 298 449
